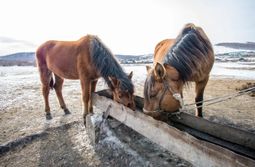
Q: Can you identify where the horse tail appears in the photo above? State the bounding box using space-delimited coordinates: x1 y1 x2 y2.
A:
49 74 55 90
36 41 55 90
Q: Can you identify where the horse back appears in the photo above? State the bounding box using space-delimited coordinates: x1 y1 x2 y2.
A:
36 38 89 80
154 39 175 65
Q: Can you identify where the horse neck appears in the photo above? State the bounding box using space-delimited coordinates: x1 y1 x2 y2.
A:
90 36 134 93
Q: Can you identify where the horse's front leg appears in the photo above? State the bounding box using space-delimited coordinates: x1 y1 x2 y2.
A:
89 80 98 113
54 74 70 115
195 77 209 117
81 78 91 125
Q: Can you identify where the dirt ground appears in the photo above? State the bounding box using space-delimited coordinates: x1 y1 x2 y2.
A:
0 66 254 166
182 79 255 133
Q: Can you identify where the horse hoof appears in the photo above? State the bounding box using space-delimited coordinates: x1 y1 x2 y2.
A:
46 113 52 120
64 109 71 115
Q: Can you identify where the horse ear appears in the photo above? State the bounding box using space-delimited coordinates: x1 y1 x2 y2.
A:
154 62 166 79
128 71 133 80
146 65 152 74
108 76 120 88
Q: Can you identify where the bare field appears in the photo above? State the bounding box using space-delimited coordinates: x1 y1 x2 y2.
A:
0 66 254 166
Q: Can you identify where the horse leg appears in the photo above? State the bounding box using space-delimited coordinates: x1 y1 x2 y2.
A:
80 78 91 125
54 74 70 115
195 77 209 117
91 80 98 92
89 80 98 113
39 68 52 120
42 84 52 120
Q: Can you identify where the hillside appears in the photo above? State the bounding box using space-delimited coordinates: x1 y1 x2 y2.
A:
0 52 153 66
0 52 35 66
1 46 255 66
215 42 255 50
116 54 153 64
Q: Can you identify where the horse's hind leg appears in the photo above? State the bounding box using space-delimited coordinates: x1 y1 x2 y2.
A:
54 74 70 115
39 68 53 120
195 77 209 117
42 84 52 119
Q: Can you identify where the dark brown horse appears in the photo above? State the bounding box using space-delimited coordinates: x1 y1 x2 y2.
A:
36 35 135 124
143 23 214 118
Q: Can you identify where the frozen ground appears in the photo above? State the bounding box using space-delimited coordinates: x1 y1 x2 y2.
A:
0 65 193 167
0 63 254 166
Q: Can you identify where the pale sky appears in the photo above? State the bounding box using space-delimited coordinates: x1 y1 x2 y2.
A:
0 0 255 55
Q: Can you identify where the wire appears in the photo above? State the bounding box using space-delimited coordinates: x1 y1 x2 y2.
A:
182 86 255 111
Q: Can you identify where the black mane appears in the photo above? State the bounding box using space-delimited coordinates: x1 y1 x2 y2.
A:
164 24 213 82
90 36 134 93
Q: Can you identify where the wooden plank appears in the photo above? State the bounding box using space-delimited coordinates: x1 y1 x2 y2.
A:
172 122 255 160
169 112 255 151
96 89 255 152
92 93 255 167
96 90 255 159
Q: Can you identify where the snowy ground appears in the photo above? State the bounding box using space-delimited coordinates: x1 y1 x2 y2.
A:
0 63 254 166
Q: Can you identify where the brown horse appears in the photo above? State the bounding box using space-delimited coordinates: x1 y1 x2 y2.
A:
143 23 214 118
36 35 135 124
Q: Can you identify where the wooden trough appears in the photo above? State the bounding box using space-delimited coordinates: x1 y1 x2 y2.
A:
87 90 255 167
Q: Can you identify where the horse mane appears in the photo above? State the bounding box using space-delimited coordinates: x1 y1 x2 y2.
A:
89 36 134 93
164 23 214 82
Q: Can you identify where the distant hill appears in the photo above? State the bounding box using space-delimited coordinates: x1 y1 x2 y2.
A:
215 42 255 50
0 52 35 61
0 52 35 66
116 54 153 64
0 52 153 66
1 48 255 66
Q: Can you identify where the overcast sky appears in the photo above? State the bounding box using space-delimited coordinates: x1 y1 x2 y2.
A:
0 0 255 54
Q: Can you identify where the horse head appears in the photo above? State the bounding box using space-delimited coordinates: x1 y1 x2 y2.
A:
109 71 136 110
143 63 183 116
